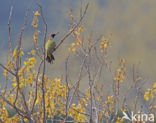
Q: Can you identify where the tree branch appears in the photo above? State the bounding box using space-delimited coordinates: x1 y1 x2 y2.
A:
8 6 13 55
31 60 43 113
0 63 16 76
54 3 89 51
35 1 47 122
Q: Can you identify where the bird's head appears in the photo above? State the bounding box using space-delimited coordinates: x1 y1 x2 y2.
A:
48 32 59 39
51 34 56 38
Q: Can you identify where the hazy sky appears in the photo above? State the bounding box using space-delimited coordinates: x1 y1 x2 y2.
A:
0 0 156 85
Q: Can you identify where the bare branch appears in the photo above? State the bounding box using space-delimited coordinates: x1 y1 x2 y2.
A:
64 55 70 122
8 6 13 55
16 7 30 60
54 3 89 51
31 60 43 113
66 35 101 117
0 63 16 76
35 1 48 122
66 51 88 115
12 7 31 120
86 62 93 123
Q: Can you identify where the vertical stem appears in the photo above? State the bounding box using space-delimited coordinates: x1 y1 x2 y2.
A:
8 6 13 55
64 56 70 122
35 2 48 122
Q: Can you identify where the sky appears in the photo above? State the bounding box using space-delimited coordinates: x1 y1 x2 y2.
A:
0 0 156 89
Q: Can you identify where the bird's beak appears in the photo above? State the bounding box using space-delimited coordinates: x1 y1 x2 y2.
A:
55 32 59 35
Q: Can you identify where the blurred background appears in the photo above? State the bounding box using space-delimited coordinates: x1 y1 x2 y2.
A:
0 0 156 91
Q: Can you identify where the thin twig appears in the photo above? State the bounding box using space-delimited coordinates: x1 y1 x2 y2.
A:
12 8 32 122
0 93 26 117
86 62 93 123
54 3 89 51
35 1 48 122
67 35 102 117
31 60 43 113
64 55 70 122
66 52 88 116
0 63 16 76
8 6 13 55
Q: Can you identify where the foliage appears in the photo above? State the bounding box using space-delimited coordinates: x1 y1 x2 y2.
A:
0 1 155 123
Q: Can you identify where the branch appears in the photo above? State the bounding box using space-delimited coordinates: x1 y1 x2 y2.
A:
54 3 89 51
66 35 102 121
16 7 30 62
35 1 47 122
86 61 93 123
0 63 16 76
0 93 26 117
31 60 43 113
13 7 31 119
66 52 88 115
8 6 13 55
64 55 70 122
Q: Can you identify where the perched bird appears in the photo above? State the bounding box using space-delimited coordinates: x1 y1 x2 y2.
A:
45 33 56 63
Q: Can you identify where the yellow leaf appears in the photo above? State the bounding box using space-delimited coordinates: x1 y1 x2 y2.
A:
32 24 38 28
13 48 18 58
9 96 14 103
30 50 36 55
12 82 17 87
72 43 76 46
34 11 40 16
35 97 39 105
24 61 27 65
72 47 76 53
104 43 108 48
153 82 156 89
20 51 24 57
144 92 149 101
74 31 80 36
150 92 154 98
135 77 142 83
33 30 40 43
120 58 125 64
78 26 84 32
98 114 103 119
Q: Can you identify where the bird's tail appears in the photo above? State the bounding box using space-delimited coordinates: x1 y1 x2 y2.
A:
46 53 55 63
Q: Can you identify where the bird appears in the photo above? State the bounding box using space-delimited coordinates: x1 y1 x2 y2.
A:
45 33 57 63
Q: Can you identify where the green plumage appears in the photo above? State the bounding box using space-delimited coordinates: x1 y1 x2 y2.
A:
45 39 56 63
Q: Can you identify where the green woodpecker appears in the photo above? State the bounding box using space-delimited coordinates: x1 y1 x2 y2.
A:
45 33 56 63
